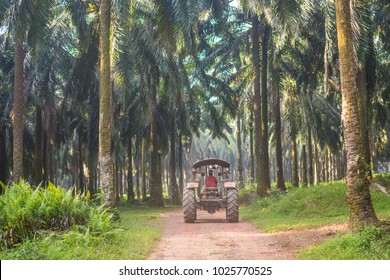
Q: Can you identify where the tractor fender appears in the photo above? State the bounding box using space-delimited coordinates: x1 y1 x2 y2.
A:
186 182 200 189
223 181 236 189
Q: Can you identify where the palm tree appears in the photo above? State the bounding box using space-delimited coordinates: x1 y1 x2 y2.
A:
169 110 180 204
282 75 300 187
149 82 164 207
141 136 147 200
236 105 244 189
240 0 313 194
0 0 56 183
33 4 84 188
372 0 390 171
259 21 271 190
270 63 287 192
248 108 255 183
0 43 13 187
12 39 24 183
251 13 267 197
98 0 114 207
334 0 378 229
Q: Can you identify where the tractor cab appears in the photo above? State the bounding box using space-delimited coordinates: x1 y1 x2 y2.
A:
192 159 230 197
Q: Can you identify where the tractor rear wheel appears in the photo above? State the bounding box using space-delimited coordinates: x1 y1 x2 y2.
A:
183 188 196 223
226 188 239 223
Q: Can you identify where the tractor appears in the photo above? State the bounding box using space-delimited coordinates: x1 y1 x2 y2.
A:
183 159 239 223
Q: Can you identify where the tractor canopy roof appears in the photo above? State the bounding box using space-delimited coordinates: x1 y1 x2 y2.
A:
192 158 230 169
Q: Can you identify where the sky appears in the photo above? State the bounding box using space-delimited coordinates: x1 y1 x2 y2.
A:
230 0 240 8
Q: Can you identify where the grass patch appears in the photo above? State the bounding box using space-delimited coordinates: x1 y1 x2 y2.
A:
300 224 390 259
240 181 390 232
240 182 350 232
240 180 390 259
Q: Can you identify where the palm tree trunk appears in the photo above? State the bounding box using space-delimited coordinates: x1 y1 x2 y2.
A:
178 133 184 196
284 158 290 182
87 88 98 196
35 106 43 186
357 67 371 178
119 166 123 198
48 140 54 184
98 0 114 207
236 108 244 189
88 152 96 196
42 129 48 187
135 137 140 200
114 158 119 201
13 42 25 183
291 138 299 187
331 153 335 181
336 151 342 180
260 23 271 190
301 144 308 187
274 73 286 192
314 140 319 184
78 126 84 193
157 152 163 199
308 128 314 186
342 149 347 179
324 147 329 182
249 110 254 184
150 93 164 207
371 125 378 173
136 163 140 199
127 135 135 201
170 114 180 205
252 13 266 197
141 137 147 201
164 158 169 195
0 127 8 188
335 0 378 230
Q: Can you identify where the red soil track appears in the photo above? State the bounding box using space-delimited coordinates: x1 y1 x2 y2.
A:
148 209 347 260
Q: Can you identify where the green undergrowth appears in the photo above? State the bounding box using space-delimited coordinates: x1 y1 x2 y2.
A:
239 181 390 232
0 206 165 259
0 181 113 249
300 223 390 259
240 180 390 259
0 182 167 259
240 182 348 232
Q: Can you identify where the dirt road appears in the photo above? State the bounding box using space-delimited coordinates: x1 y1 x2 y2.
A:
148 209 347 260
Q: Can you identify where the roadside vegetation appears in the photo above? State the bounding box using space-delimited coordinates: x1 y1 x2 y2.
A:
240 181 390 232
240 181 350 231
0 182 165 259
239 176 390 259
300 224 390 259
1 176 389 259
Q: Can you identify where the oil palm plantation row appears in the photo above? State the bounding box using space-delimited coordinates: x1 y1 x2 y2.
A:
1 1 390 229
0 0 235 203
186 0 390 229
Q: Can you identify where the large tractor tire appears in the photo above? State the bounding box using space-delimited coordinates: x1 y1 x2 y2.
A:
183 188 196 223
226 188 239 223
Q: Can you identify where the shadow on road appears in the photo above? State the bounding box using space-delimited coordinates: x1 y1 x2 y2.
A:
194 218 230 223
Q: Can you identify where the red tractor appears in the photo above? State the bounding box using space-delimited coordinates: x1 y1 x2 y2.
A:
183 159 239 223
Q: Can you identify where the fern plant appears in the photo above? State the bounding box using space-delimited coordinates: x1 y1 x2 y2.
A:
0 181 113 249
